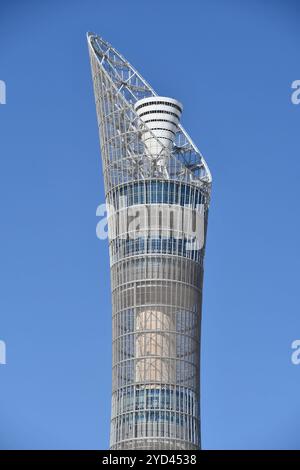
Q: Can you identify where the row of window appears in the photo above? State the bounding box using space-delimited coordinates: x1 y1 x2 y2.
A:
135 100 182 113
142 127 176 136
139 110 180 120
107 181 206 210
110 412 198 446
111 438 198 450
111 386 197 417
143 118 179 125
110 237 203 263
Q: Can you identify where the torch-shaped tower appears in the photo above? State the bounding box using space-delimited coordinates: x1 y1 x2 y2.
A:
87 33 212 450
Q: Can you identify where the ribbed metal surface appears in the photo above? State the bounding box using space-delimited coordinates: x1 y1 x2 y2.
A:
87 33 211 450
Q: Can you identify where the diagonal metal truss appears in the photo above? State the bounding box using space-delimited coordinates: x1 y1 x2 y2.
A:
87 33 212 198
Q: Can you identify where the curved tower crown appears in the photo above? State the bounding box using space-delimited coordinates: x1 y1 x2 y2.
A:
87 32 212 450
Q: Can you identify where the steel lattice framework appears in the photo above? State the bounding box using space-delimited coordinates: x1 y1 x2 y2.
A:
87 33 212 450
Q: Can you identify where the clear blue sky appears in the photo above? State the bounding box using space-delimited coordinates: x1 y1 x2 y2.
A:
0 0 300 450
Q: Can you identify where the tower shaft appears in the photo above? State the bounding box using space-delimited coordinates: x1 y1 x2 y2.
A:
88 33 211 450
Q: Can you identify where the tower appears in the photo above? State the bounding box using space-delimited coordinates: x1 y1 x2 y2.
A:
87 33 212 450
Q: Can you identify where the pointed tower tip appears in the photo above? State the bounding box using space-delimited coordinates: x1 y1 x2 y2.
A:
86 32 112 49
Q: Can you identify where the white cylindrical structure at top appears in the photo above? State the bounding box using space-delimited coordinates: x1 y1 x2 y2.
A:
134 96 182 160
